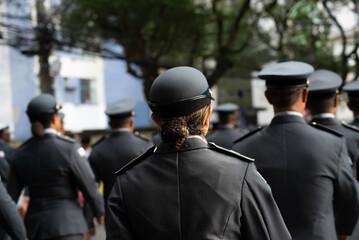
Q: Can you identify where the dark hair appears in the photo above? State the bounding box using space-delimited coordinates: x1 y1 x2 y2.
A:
28 113 55 129
306 95 335 115
348 96 359 114
109 117 132 129
266 87 305 108
219 112 237 125
154 105 210 149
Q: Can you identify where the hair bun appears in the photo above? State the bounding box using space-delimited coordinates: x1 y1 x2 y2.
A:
161 118 189 149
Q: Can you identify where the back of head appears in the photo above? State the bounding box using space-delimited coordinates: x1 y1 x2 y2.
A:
215 103 238 125
258 61 314 109
26 94 61 137
149 66 214 149
105 99 136 129
307 69 342 115
343 80 359 115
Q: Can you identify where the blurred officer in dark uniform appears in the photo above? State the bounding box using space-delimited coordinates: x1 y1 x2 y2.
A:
106 66 291 239
0 125 15 167
206 103 244 149
233 61 359 240
307 70 359 179
0 178 26 240
343 80 359 128
6 94 105 240
89 99 152 219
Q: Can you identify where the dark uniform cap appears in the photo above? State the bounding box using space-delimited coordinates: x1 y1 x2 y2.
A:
105 99 136 119
26 94 61 116
258 61 314 88
308 69 342 98
343 80 359 96
149 66 214 118
215 103 238 113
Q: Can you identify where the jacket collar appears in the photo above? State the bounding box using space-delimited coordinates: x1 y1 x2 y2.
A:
155 137 208 154
311 116 338 126
270 114 306 126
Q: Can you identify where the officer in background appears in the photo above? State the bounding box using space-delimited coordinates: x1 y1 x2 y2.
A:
107 66 291 239
0 125 15 167
233 61 359 240
343 80 359 128
307 70 359 179
0 178 26 240
89 99 152 221
206 103 244 149
7 94 105 240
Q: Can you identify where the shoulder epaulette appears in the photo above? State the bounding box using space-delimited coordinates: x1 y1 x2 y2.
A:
17 137 34 149
208 142 254 162
341 121 359 133
134 131 150 142
310 122 343 137
56 134 76 143
115 145 157 175
233 126 263 144
91 136 107 148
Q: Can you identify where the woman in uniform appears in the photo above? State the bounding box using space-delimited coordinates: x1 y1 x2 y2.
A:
107 66 291 239
7 94 104 240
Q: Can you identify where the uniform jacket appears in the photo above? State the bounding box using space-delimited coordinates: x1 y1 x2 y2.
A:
233 114 359 239
352 117 359 129
311 116 359 179
0 180 26 240
206 125 244 149
89 130 152 202
107 137 291 240
7 133 104 240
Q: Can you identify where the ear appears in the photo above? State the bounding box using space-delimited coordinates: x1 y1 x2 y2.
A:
204 105 213 127
129 118 135 128
333 95 339 108
264 90 272 104
302 88 309 103
151 114 161 128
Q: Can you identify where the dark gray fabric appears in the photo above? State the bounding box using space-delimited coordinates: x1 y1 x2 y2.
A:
310 117 359 240
106 138 291 240
6 134 104 240
352 118 359 129
0 180 26 240
311 117 359 179
233 115 359 239
89 131 152 202
206 126 244 149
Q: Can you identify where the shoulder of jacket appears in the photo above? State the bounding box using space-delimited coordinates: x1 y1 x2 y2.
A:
91 136 107 148
17 137 34 150
134 131 150 142
56 134 76 143
115 145 157 175
233 126 263 144
341 121 359 133
208 142 254 162
310 122 343 137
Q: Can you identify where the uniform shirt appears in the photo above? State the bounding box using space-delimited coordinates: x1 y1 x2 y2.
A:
107 137 291 240
89 128 152 202
206 125 244 149
7 128 104 240
233 113 359 239
0 179 26 240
